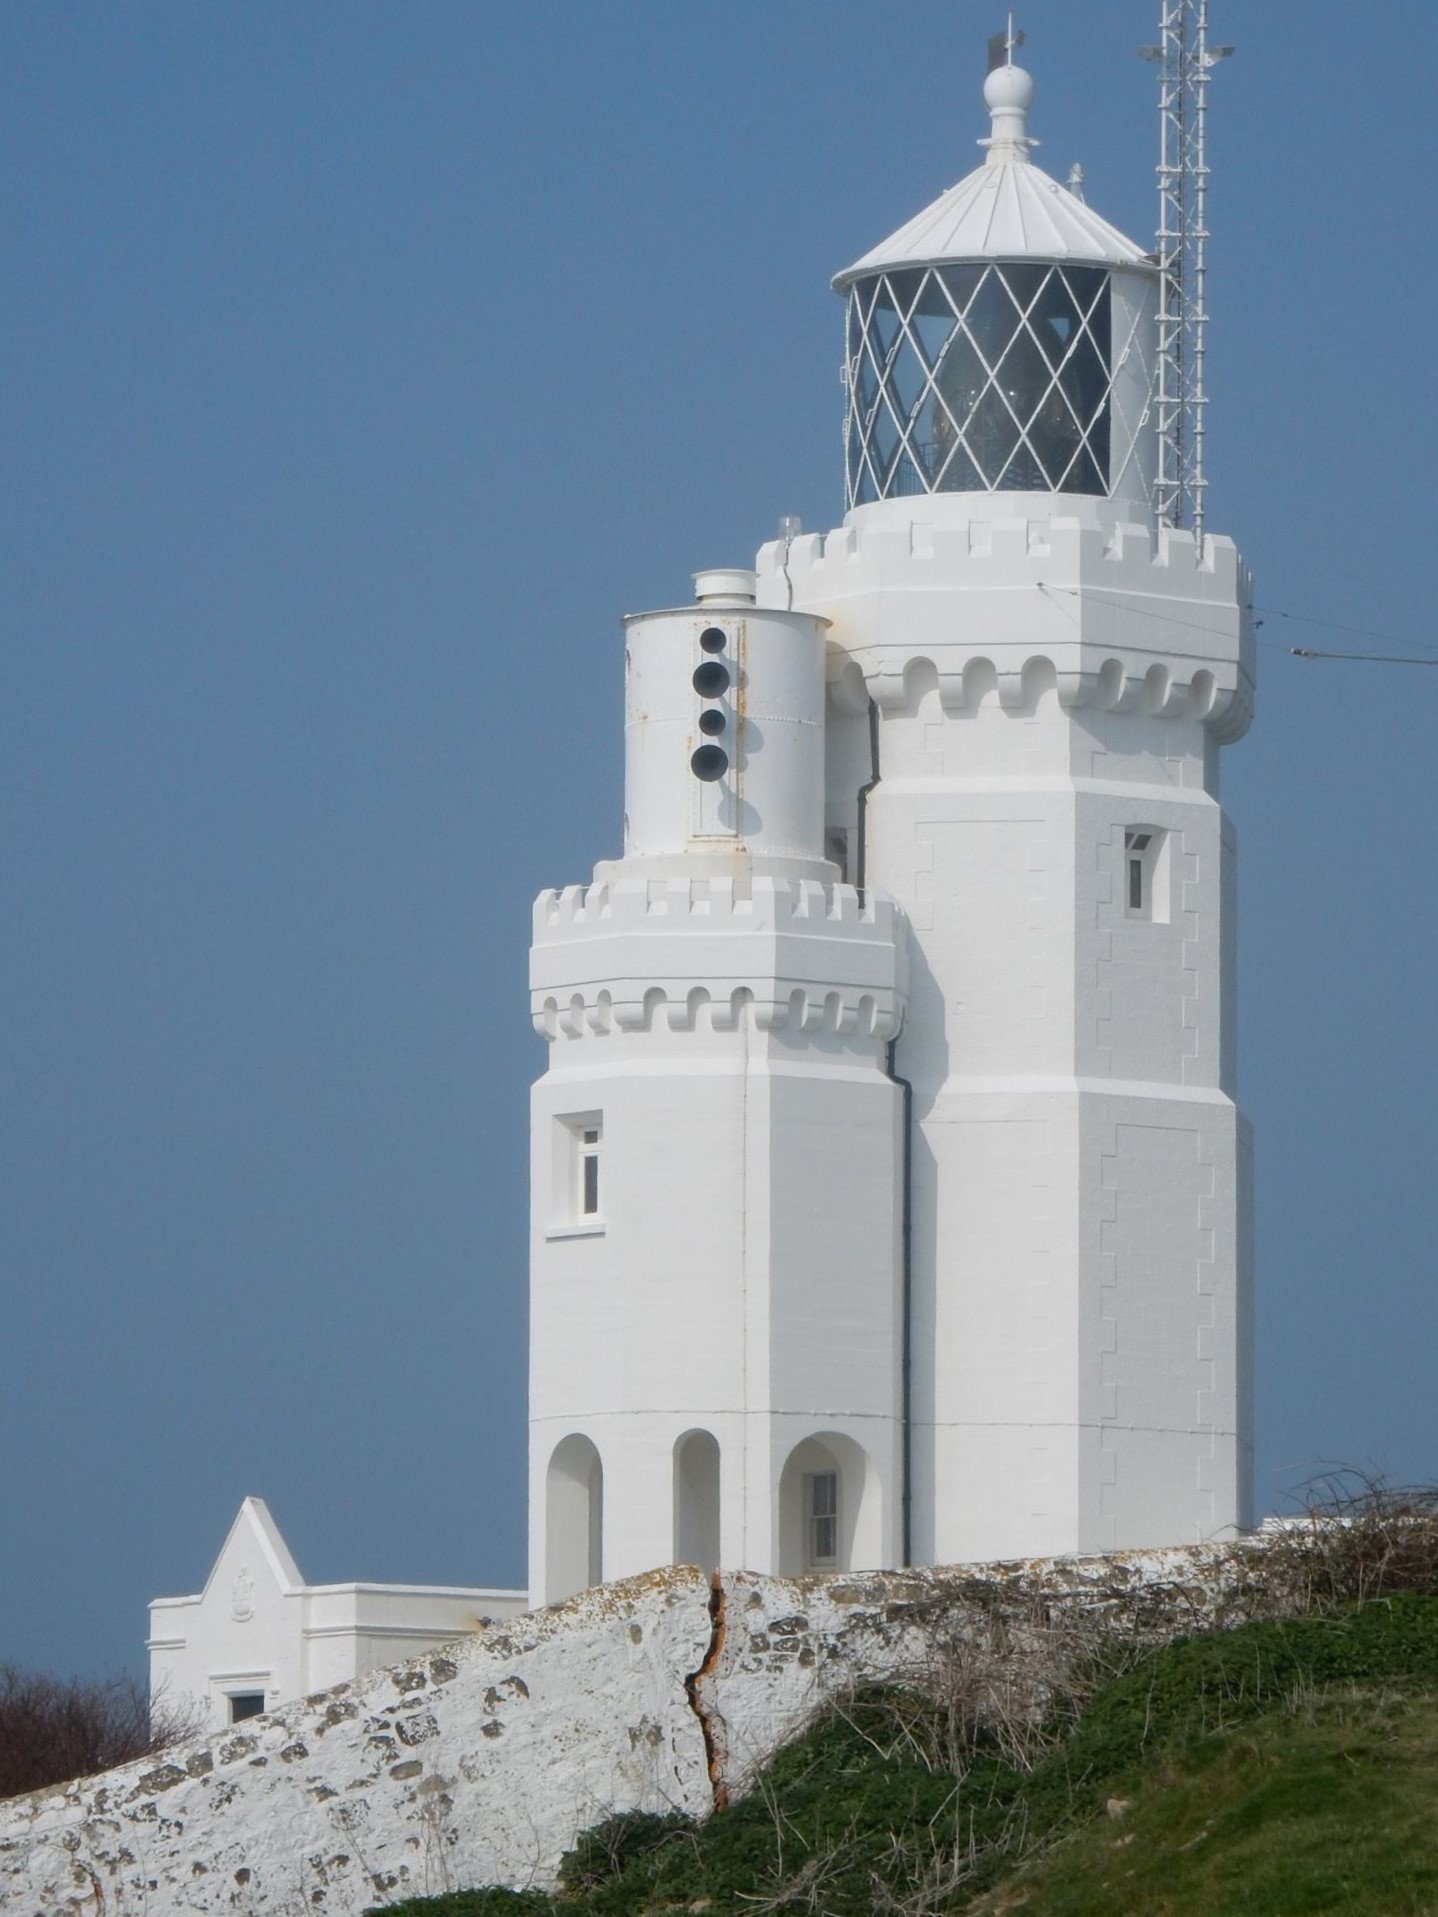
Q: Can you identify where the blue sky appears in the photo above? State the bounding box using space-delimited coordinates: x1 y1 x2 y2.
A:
4 1 1436 1678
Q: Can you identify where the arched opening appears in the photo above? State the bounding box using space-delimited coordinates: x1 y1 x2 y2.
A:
673 1430 721 1570
545 1434 603 1604
778 1432 881 1575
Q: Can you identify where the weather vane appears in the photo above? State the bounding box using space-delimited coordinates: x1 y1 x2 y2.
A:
986 12 1025 72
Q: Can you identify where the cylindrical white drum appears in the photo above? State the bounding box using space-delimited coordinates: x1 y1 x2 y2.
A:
621 587 830 863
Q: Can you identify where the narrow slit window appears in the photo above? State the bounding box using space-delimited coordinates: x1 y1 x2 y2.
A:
580 1128 600 1216
808 1472 838 1567
1125 830 1153 916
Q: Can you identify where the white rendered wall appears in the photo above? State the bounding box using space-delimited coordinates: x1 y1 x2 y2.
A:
149 1500 526 1732
529 585 907 1599
529 877 906 1598
757 500 1255 1561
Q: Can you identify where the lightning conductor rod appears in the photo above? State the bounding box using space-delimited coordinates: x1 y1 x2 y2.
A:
987 10 1025 74
1141 3 1232 542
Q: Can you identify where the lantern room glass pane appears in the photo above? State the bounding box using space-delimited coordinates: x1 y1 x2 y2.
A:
963 269 1024 369
942 262 985 317
844 262 1117 507
869 283 903 362
888 335 927 423
910 276 954 370
966 383 1023 479
885 266 925 320
1029 272 1083 370
999 260 1050 311
933 438 983 492
933 328 987 437
870 397 901 476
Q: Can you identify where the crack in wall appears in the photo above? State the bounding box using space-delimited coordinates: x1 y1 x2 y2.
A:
682 1570 730 1811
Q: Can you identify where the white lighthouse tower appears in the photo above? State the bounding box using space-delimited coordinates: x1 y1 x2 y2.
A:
528 38 1253 1599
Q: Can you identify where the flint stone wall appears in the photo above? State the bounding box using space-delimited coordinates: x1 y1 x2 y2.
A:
0 1543 1259 1915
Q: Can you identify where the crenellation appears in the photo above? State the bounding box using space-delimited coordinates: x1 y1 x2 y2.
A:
765 509 1246 590
853 650 1242 731
767 514 1253 742
532 979 902 1042
532 875 899 947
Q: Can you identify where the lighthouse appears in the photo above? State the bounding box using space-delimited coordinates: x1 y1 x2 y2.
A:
528 40 1253 1600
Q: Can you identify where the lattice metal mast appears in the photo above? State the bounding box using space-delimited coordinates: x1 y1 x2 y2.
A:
1142 3 1231 538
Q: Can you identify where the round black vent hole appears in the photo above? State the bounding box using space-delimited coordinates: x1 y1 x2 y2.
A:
692 660 730 697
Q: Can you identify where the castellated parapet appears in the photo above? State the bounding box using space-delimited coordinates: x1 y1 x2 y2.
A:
756 512 1255 742
530 874 906 1040
528 856 909 1608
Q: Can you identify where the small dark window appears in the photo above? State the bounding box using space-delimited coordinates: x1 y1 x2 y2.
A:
229 1692 265 1723
1124 830 1155 916
698 708 726 737
691 743 728 781
692 660 730 697
699 626 728 653
581 1128 600 1216
808 1473 838 1566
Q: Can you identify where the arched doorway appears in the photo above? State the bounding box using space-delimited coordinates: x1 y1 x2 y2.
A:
777 1432 880 1574
546 1434 603 1603
673 1430 721 1570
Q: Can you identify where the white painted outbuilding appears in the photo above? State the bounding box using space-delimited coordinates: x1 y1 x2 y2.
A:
149 1499 525 1732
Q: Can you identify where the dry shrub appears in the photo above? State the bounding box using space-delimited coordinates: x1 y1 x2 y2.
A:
867 1588 1134 1784
827 1472 1438 1900
1242 1471 1438 1620
0 1665 198 1801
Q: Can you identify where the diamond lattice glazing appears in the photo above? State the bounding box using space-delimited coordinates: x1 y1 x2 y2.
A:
844 262 1122 507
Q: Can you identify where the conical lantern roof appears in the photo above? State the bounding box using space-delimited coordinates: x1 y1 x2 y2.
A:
834 61 1153 291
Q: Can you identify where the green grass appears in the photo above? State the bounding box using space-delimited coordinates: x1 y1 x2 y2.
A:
377 1596 1438 1917
972 1686 1438 1915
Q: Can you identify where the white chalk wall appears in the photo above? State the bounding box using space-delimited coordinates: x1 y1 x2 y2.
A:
0 1548 1259 1915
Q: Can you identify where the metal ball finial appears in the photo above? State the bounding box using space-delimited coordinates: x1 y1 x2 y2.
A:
983 61 1034 114
981 54 1036 163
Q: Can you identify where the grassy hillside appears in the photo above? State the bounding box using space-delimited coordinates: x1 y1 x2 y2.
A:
380 1593 1438 1917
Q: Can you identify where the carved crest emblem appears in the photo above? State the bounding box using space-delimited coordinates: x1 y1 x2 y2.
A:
230 1565 255 1623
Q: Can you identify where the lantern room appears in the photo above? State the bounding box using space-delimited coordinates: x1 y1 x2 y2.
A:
835 56 1159 517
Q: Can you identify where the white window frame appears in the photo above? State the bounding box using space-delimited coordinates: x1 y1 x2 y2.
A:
212 1668 272 1726
805 1471 839 1569
579 1124 601 1218
1123 827 1170 924
547 1112 606 1240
